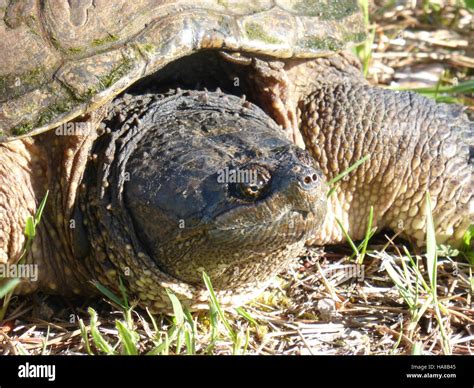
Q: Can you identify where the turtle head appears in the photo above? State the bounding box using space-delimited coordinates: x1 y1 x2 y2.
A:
79 90 326 305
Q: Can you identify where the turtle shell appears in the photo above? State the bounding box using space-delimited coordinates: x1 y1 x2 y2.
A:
0 0 366 141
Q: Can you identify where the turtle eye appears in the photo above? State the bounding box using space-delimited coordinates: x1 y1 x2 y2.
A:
228 166 271 202
243 184 260 197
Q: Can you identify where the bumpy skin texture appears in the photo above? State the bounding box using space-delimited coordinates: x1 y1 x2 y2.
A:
0 141 38 263
0 53 472 310
245 53 472 247
300 83 472 246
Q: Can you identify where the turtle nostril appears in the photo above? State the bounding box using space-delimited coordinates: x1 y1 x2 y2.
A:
298 168 320 191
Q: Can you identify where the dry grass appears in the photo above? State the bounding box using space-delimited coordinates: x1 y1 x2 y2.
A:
368 0 473 107
1 241 472 355
1 0 473 355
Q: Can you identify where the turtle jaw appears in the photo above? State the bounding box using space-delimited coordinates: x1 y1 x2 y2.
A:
122 147 327 291
208 157 328 252
185 160 327 290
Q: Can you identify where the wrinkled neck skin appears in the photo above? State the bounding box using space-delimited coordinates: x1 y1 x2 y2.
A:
18 113 104 296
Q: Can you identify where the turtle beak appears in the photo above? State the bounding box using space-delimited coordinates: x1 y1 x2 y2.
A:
271 150 327 217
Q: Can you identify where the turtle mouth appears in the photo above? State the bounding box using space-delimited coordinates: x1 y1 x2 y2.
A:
212 209 312 231
210 189 322 234
208 208 320 247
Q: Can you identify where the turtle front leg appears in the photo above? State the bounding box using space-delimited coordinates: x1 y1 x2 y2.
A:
0 113 103 295
0 141 38 263
299 82 472 247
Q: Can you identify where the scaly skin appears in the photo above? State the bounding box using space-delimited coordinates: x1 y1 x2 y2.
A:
0 140 39 263
0 111 104 295
301 83 472 246
248 53 472 246
0 54 471 310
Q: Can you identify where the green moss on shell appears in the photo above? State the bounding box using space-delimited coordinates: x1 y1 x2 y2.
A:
293 0 360 20
245 23 281 44
101 57 134 88
11 92 77 137
11 122 34 136
0 67 45 100
298 30 366 51
344 31 367 45
67 47 84 54
92 34 119 47
36 99 74 127
298 36 344 51
83 56 134 99
141 43 155 53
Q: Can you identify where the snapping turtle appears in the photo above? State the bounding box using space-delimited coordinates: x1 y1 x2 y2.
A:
0 1 471 310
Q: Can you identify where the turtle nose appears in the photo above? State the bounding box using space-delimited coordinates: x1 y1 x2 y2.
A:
297 166 321 191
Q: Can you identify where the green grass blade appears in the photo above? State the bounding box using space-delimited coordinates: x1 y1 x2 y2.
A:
327 155 370 186
335 218 359 257
34 190 49 227
404 79 474 95
24 191 49 240
403 248 432 294
116 320 138 355
184 330 195 355
91 280 126 309
424 194 438 292
399 254 416 310
88 307 115 355
205 303 219 354
0 278 20 299
391 79 474 104
118 276 130 310
166 289 184 326
235 307 257 326
78 318 93 355
202 272 236 342
383 259 412 303
15 342 30 355
355 0 374 77
326 186 337 198
461 225 474 265
183 309 196 355
357 206 374 265
24 217 36 240
232 333 244 355
40 326 50 355
408 294 433 333
145 308 159 333
175 328 184 354
161 332 170 355
462 224 474 248
411 341 423 355
390 319 403 354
